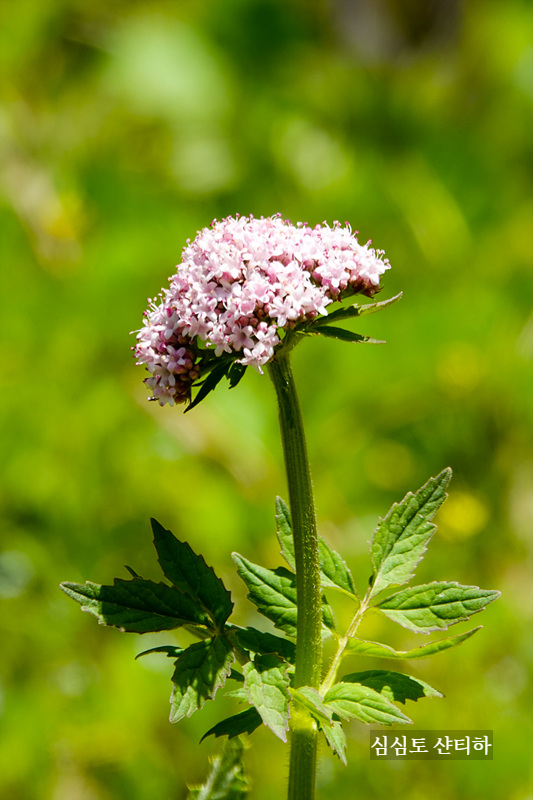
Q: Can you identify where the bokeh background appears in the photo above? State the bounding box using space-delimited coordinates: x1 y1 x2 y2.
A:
1 0 532 798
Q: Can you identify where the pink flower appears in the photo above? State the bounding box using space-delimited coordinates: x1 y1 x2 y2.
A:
134 215 390 406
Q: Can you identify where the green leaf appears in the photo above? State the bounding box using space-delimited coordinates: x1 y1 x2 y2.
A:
324 682 412 725
291 687 333 727
135 645 184 660
377 582 500 633
187 738 248 800
124 565 142 578
318 537 358 597
321 721 347 765
232 554 335 638
312 326 384 345
275 497 295 570
228 362 247 389
357 292 403 316
186 361 230 412
232 626 295 663
225 687 248 703
151 519 233 627
201 708 263 742
60 578 210 633
369 469 452 597
232 554 297 636
346 627 482 659
275 497 357 598
243 655 290 742
320 292 403 325
340 670 442 703
321 599 336 633
170 637 234 722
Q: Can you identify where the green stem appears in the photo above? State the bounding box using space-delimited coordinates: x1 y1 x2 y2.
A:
320 589 371 695
267 348 322 800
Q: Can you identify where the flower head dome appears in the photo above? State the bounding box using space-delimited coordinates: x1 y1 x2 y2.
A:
134 215 390 407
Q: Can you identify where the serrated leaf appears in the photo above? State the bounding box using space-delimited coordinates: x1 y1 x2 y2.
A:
321 720 347 765
170 637 234 722
232 554 334 638
346 627 482 659
275 497 295 570
377 582 500 633
225 687 249 703
186 361 230 412
340 670 442 703
60 578 209 633
201 708 263 742
243 654 290 742
187 738 248 800
291 687 333 727
151 519 233 627
232 554 297 636
313 326 384 344
369 469 452 597
318 538 358 597
324 682 412 725
320 293 403 325
232 627 295 663
275 497 357 597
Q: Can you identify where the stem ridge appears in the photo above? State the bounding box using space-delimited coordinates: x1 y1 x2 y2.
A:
268 351 322 800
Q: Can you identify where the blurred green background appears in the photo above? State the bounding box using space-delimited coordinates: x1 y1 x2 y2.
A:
1 0 532 798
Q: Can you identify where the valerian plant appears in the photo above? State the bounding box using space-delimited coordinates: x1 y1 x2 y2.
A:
61 215 499 800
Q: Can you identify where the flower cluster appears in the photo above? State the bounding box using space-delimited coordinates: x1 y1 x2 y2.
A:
134 215 390 406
